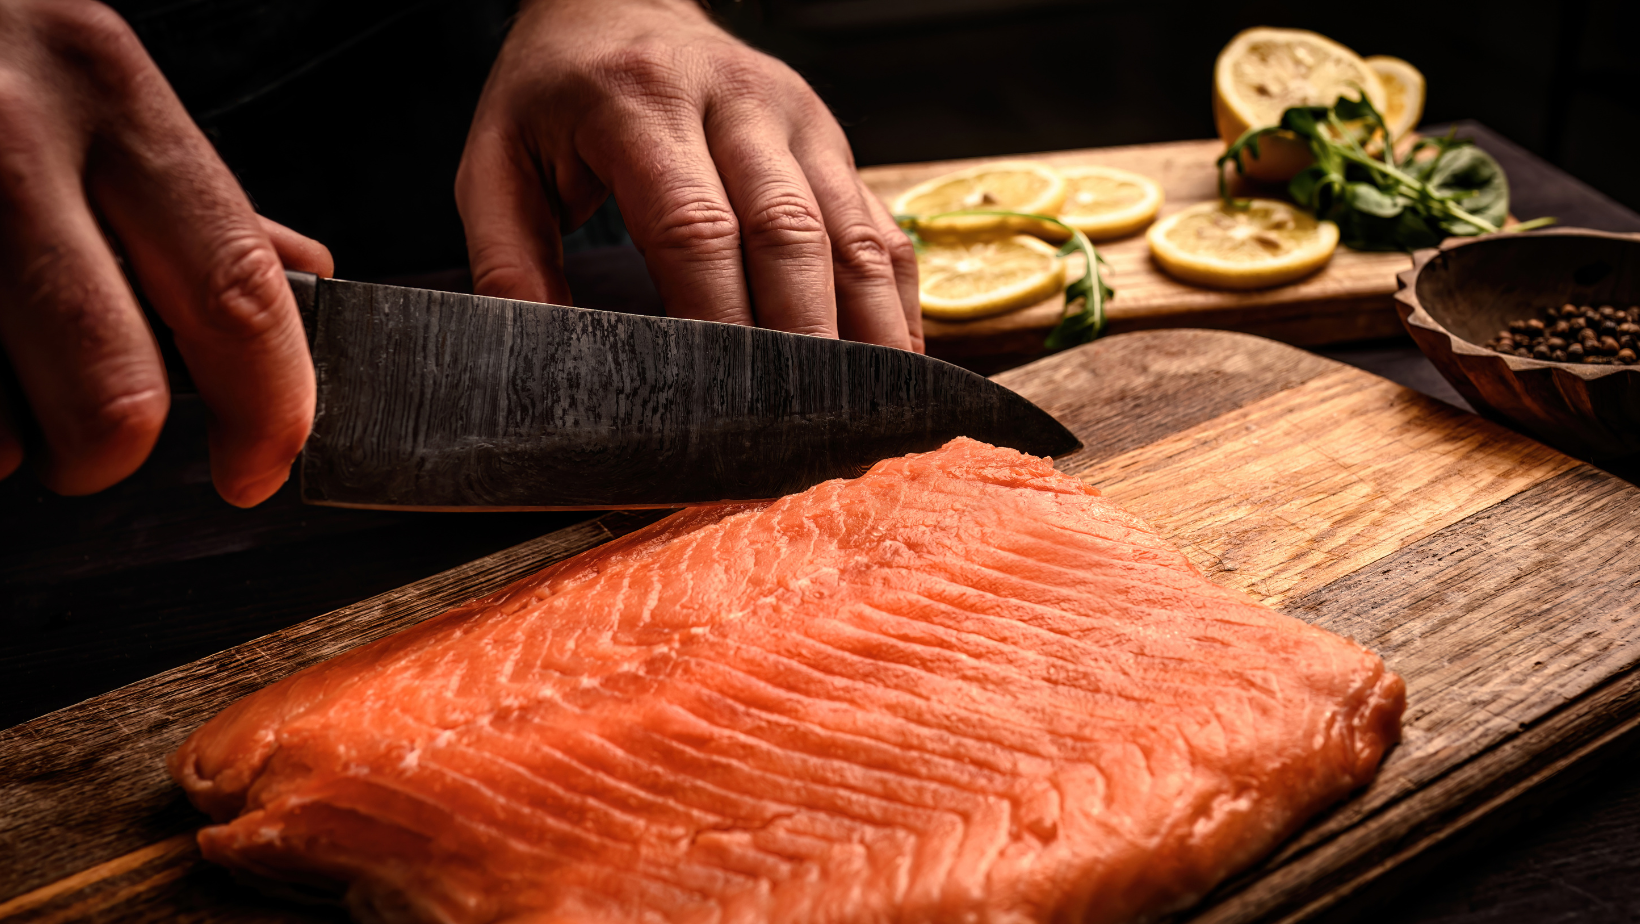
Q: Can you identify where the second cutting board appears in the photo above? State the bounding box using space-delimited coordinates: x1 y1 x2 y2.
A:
859 140 1413 367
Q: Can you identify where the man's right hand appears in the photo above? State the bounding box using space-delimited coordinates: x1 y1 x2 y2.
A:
0 0 328 506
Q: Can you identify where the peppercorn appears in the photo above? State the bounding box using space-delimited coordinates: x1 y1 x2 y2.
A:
1601 335 1622 354
1552 349 1568 362
1619 349 1638 364
1553 320 1571 335
1526 318 1546 332
1600 305 1617 318
1601 319 1620 335
1545 336 1566 350
1570 316 1589 330
1567 343 1585 359
1581 327 1599 344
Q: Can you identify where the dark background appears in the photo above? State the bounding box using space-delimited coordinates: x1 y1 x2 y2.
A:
110 0 1640 280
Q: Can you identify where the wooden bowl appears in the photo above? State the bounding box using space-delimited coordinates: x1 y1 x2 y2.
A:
1394 228 1640 461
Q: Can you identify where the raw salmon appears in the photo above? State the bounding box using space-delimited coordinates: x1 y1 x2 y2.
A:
171 437 1404 924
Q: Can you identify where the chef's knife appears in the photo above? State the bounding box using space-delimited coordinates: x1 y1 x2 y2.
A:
288 271 1080 510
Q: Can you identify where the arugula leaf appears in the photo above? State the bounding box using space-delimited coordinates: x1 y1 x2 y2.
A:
1215 92 1553 252
896 210 1111 351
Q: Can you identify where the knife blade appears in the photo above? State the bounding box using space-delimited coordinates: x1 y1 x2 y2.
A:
288 271 1080 510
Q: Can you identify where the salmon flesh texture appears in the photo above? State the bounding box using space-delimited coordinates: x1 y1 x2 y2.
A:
171 437 1404 924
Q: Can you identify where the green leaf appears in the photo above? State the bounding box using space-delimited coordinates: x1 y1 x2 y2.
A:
899 209 1111 351
1343 182 1407 218
1280 106 1329 139
1425 145 1509 233
1332 94 1376 123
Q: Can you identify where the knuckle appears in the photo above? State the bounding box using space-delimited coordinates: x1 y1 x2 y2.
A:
884 228 917 266
595 42 685 95
647 194 740 257
35 1 141 60
832 227 896 276
742 192 827 248
201 236 291 340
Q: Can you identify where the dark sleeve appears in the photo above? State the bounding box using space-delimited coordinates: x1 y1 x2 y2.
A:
105 0 516 278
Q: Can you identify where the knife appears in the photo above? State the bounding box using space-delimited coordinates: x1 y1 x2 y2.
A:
287 271 1080 511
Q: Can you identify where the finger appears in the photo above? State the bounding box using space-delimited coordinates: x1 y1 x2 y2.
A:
789 144 910 349
861 179 924 353
580 113 753 327
258 216 333 278
456 125 571 305
706 118 836 338
0 112 170 495
86 50 313 507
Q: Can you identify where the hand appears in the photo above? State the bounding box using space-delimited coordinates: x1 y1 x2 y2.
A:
0 0 329 506
456 0 922 351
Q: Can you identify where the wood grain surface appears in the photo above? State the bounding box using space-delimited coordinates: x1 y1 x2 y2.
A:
3 330 1637 924
858 140 1413 364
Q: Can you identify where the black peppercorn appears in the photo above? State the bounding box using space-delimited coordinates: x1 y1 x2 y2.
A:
1567 343 1585 359
1571 316 1588 330
1619 348 1638 364
1552 349 1568 362
1601 335 1621 354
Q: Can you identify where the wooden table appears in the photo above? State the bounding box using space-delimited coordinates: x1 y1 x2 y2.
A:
2 122 1638 923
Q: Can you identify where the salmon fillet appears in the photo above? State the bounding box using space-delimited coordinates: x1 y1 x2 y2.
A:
171 437 1403 924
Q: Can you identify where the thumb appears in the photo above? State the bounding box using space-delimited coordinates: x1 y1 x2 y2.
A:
455 128 571 305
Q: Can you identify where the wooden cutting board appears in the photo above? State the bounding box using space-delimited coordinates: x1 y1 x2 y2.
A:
859 140 1413 366
3 330 1638 924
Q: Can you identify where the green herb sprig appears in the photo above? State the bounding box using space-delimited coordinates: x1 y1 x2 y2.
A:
1217 94 1554 251
896 210 1113 350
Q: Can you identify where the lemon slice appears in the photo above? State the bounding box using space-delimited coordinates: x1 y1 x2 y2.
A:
1056 166 1164 240
1147 199 1338 290
1213 27 1387 183
1366 55 1425 140
917 234 1065 320
891 162 1066 238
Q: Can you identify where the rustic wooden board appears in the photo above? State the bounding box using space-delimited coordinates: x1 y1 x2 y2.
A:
859 140 1413 364
3 330 1638 924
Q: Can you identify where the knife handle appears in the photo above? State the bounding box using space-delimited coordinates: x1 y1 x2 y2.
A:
286 270 318 346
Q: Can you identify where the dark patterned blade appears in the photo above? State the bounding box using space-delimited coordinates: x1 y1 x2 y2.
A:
290 272 1080 510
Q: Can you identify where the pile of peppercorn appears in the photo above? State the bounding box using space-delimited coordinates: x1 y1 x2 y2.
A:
1484 304 1640 365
